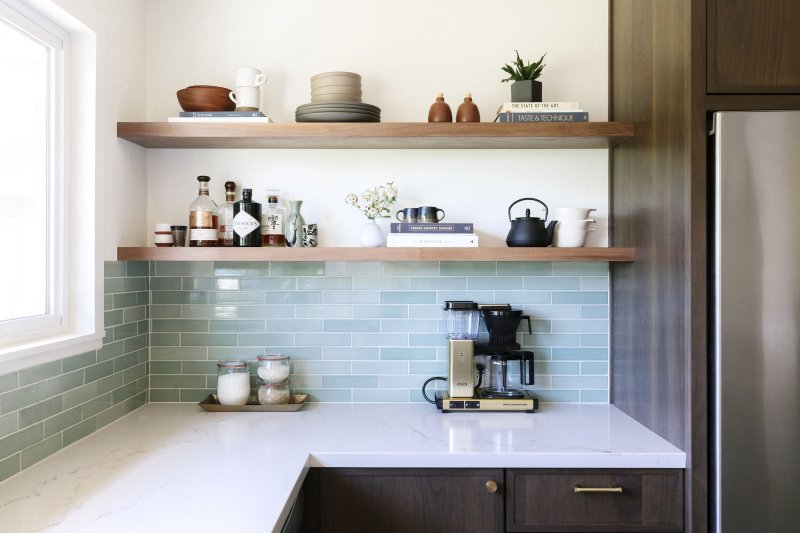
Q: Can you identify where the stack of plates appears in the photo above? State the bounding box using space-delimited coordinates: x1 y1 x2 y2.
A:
310 71 362 103
295 102 381 123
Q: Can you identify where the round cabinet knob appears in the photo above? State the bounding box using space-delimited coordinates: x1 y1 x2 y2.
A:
485 480 499 494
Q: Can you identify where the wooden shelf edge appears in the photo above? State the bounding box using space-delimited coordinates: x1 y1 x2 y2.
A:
116 121 635 149
116 247 635 262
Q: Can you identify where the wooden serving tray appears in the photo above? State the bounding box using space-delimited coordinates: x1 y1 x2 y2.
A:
198 394 309 412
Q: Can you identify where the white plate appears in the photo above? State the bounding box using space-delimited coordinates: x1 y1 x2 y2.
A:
311 86 362 97
310 94 362 103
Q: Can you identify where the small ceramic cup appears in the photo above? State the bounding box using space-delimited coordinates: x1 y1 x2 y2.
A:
396 208 419 223
418 206 445 223
235 66 267 87
302 224 318 247
229 86 260 110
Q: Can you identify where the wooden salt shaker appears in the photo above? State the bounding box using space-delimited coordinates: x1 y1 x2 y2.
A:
428 93 453 122
456 93 480 122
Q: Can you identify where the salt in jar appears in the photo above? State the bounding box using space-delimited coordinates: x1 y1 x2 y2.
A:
216 360 250 405
256 354 291 383
258 378 291 405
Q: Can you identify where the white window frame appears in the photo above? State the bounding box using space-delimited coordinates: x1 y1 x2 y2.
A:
0 0 100 374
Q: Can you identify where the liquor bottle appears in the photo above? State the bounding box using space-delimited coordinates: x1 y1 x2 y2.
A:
261 189 287 247
232 188 262 247
188 175 218 247
218 181 236 246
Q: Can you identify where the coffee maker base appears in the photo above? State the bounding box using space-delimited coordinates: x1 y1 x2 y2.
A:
435 391 538 413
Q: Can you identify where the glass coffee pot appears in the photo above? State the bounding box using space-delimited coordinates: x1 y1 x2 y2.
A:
485 353 534 398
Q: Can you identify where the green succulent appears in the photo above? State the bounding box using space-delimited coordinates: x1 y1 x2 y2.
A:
501 50 547 82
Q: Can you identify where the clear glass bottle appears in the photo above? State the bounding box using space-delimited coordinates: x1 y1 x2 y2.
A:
261 189 287 247
257 378 291 405
218 181 236 246
256 354 291 383
216 360 250 405
189 175 219 247
233 188 262 247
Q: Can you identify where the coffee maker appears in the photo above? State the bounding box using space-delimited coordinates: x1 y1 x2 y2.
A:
433 301 537 413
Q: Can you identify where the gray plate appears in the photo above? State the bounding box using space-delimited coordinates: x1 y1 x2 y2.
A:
295 112 380 123
297 102 380 113
296 107 380 118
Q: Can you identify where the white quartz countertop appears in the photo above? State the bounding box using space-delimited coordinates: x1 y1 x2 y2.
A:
0 402 685 533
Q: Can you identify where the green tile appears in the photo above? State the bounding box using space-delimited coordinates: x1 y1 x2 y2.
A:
44 406 82 437
211 319 265 333
125 261 149 277
122 363 146 385
209 291 266 304
149 389 180 402
293 361 352 375
0 454 20 483
150 375 207 389
272 346 320 360
581 362 609 375
524 276 581 290
122 277 147 292
381 348 436 360
150 304 182 318
324 320 379 333
524 333 580 347
97 396 143 428
534 361 580 375
551 320 608 333
322 347 379 360
533 390 579 402
524 304 582 319
291 375 321 389
0 423 43 460
123 334 148 354
270 262 324 277
181 333 237 347
294 333 350 346
181 361 217 374
380 319 437 333
581 334 608 347
581 306 608 319
382 262 439 276
378 375 424 388
0 412 17 439
410 334 443 346
61 382 98 411
96 373 123 396
237 305 293 319
408 362 447 374
150 361 182 374
123 305 147 323
352 277 409 290
580 277 609 290
82 393 113 419
85 361 114 384
97 339 124 362
179 389 214 403
299 277 353 290
1 383 46 414
299 389 351 402
552 291 608 304
352 305 407 319
112 381 143 404
19 361 62 387
151 291 208 305
580 390 609 403
112 322 138 342
0 373 19 394
324 262 383 277
552 262 608 276
104 278 123 294
467 277 523 290
62 418 96 448
240 277 297 291
213 261 271 277
136 291 149 306
150 347 208 361
150 277 182 291
321 376 378 388
323 291 378 304
551 376 608 390
63 351 97 373
183 277 240 291
353 389 409 402
155 261 213 277
150 333 180 346
152 319 210 333
410 277 466 290
408 305 444 319
497 262 553 276
18 397 62 429
21 434 61 469
104 294 113 310
266 291 321 304
436 290 494 303
113 351 141 373
113 292 138 309
440 262 497 276
351 361 408 374
104 261 126 278
296 305 351 319
493 291 552 304
380 291 436 304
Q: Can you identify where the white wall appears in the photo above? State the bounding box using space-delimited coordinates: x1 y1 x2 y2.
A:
144 0 610 247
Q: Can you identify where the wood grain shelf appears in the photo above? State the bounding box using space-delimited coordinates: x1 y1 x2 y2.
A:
116 247 635 262
116 121 635 149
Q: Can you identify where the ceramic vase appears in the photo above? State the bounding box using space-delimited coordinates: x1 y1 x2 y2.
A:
285 200 304 247
359 219 384 247
511 80 543 102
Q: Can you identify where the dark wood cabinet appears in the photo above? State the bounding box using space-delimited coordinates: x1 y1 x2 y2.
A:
300 468 504 533
707 0 800 93
506 469 683 532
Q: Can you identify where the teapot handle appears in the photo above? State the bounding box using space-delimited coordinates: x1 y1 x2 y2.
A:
508 198 549 222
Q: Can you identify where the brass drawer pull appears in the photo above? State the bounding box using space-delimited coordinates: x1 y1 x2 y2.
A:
573 485 623 494
485 480 499 493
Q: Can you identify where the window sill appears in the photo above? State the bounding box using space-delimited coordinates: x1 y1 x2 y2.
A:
0 331 104 375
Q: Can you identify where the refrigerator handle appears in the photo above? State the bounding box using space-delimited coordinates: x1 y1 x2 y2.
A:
708 112 718 137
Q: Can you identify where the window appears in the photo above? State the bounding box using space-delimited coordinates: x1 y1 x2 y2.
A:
0 0 100 372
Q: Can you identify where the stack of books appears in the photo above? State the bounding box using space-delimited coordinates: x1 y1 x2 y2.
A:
495 101 588 123
168 111 273 123
386 222 478 247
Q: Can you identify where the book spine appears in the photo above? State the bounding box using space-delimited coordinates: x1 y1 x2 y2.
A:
167 117 273 123
497 101 580 112
389 223 474 234
386 234 479 247
179 111 265 117
498 112 589 123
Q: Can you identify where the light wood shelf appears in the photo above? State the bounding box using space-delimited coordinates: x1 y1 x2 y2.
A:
117 247 635 262
116 121 635 149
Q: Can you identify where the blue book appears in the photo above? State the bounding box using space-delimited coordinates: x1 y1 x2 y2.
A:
497 111 589 123
390 222 474 234
179 111 265 117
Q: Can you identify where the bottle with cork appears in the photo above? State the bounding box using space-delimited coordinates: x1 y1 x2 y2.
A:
218 181 236 246
456 94 480 122
428 93 453 122
188 175 218 247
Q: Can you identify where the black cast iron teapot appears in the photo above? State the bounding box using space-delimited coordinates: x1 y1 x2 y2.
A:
506 197 557 247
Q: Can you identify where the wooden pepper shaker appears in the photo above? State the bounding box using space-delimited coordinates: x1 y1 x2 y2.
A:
456 93 480 122
428 93 453 122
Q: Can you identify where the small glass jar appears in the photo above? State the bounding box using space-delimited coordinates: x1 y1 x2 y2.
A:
216 360 250 405
256 354 291 383
257 378 291 405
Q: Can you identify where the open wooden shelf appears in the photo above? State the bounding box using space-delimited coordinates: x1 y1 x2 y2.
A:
117 246 635 262
116 121 635 149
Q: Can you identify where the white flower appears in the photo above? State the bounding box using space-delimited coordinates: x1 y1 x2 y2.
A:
345 193 358 205
345 181 399 220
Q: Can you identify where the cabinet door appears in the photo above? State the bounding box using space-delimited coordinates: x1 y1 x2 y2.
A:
506 469 683 532
304 468 504 533
707 0 800 93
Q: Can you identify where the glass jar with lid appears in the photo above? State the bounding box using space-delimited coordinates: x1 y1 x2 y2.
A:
216 360 250 405
257 379 291 405
256 354 291 383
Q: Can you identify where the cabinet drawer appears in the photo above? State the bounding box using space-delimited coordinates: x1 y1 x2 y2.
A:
506 469 683 532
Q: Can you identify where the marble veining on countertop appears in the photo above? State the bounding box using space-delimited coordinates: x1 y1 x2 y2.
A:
0 403 685 533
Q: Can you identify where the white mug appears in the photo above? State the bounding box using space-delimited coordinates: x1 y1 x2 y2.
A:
229 86 260 110
236 66 267 87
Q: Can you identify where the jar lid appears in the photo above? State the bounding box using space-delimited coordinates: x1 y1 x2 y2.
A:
259 378 290 386
257 354 290 361
217 360 248 368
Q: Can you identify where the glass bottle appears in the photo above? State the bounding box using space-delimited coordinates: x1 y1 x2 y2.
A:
285 200 305 247
216 360 250 405
261 189 287 247
218 181 236 246
189 175 218 247
233 188 262 247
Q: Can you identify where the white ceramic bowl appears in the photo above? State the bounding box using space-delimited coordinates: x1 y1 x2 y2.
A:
552 228 594 248
552 207 597 220
311 76 362 89
556 219 596 230
311 71 361 82
311 85 363 97
310 94 362 103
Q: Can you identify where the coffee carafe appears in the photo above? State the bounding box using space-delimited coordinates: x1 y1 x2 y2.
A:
485 353 535 398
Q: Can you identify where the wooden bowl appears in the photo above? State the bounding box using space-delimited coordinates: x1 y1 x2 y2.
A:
176 85 236 112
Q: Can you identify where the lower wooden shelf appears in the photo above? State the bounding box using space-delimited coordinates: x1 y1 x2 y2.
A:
116 246 635 262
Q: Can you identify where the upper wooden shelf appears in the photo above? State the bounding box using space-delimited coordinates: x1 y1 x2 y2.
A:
116 121 635 149
117 247 635 262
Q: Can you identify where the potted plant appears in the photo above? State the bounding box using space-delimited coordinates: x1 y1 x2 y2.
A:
501 50 547 102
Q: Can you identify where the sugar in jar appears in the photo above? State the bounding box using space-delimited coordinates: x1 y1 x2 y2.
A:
256 354 291 383
216 360 250 405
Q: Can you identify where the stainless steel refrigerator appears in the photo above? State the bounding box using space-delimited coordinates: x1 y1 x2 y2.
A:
711 111 800 532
